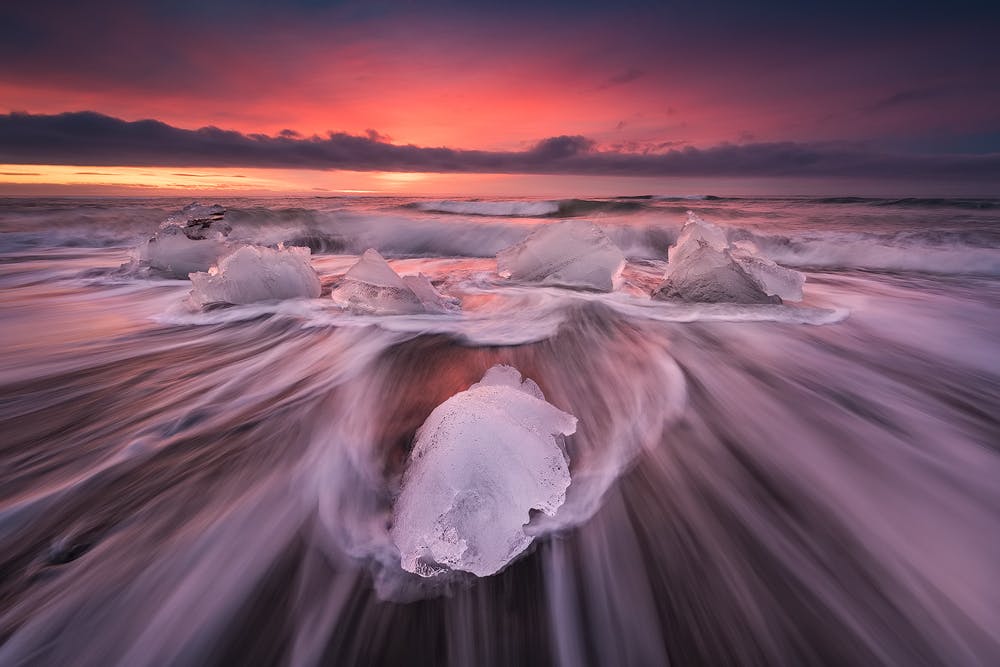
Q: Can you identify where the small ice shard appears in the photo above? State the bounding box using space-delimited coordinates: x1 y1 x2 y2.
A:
496 220 626 291
138 202 232 277
330 249 458 315
730 240 805 301
189 244 321 306
391 365 576 578
655 212 802 304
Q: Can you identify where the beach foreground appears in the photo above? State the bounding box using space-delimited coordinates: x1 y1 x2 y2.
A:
1 195 998 665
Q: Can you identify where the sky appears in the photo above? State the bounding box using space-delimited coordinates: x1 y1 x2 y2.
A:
0 0 998 196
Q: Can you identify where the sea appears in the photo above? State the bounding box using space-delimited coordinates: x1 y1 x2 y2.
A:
1 194 998 665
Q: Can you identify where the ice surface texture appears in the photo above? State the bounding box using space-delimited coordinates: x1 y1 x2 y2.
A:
158 203 230 238
331 249 459 315
730 240 806 301
391 365 577 578
189 244 321 306
496 220 626 291
656 212 803 303
139 202 232 277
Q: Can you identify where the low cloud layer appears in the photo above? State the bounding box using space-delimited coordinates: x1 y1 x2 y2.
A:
2 111 998 181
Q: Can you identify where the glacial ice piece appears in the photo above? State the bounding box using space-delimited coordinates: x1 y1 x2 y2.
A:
655 211 802 304
655 243 780 304
139 202 232 277
159 203 230 238
730 240 805 301
391 365 576 578
401 274 461 314
330 249 458 315
496 221 626 291
141 226 229 278
668 211 729 261
189 244 321 306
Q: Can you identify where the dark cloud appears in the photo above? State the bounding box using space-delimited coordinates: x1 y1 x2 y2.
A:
865 87 952 112
598 68 645 90
1 111 998 182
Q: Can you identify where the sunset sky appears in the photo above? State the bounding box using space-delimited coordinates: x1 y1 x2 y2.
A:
1 0 998 195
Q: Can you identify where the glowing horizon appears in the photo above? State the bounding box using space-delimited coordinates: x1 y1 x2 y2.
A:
1 1 997 194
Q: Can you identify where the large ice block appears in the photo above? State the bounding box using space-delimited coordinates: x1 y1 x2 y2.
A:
139 202 232 277
189 244 321 306
655 242 780 304
391 365 576 577
496 221 626 291
331 249 458 315
655 212 802 304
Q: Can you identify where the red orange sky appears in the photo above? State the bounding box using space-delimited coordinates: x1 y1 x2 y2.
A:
1 0 998 195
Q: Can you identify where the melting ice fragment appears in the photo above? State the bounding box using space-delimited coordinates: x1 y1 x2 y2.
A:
669 210 729 258
730 240 806 301
137 202 232 278
391 365 576 578
496 220 626 291
158 203 230 238
655 212 803 304
655 242 780 304
330 249 459 315
188 244 321 306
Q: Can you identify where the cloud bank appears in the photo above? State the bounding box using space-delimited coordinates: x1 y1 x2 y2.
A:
2 111 998 181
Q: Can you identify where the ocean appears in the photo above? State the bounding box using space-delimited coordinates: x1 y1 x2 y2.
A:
1 194 998 665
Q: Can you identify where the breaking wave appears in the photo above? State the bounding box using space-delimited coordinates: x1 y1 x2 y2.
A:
2 197 999 278
410 198 647 218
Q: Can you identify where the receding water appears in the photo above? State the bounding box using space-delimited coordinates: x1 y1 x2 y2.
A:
1 195 998 665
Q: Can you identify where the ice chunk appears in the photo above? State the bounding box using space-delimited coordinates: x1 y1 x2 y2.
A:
669 211 729 260
159 202 230 239
391 365 576 578
655 211 803 303
137 202 232 277
496 221 626 291
401 274 461 314
331 249 458 315
189 244 321 306
140 226 229 278
730 240 805 301
655 242 780 304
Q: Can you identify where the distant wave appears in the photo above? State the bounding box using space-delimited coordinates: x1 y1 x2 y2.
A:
412 196 1000 214
650 194 724 201
740 230 1000 275
812 197 1000 209
411 198 648 218
414 200 561 217
3 199 999 276
873 198 1000 210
